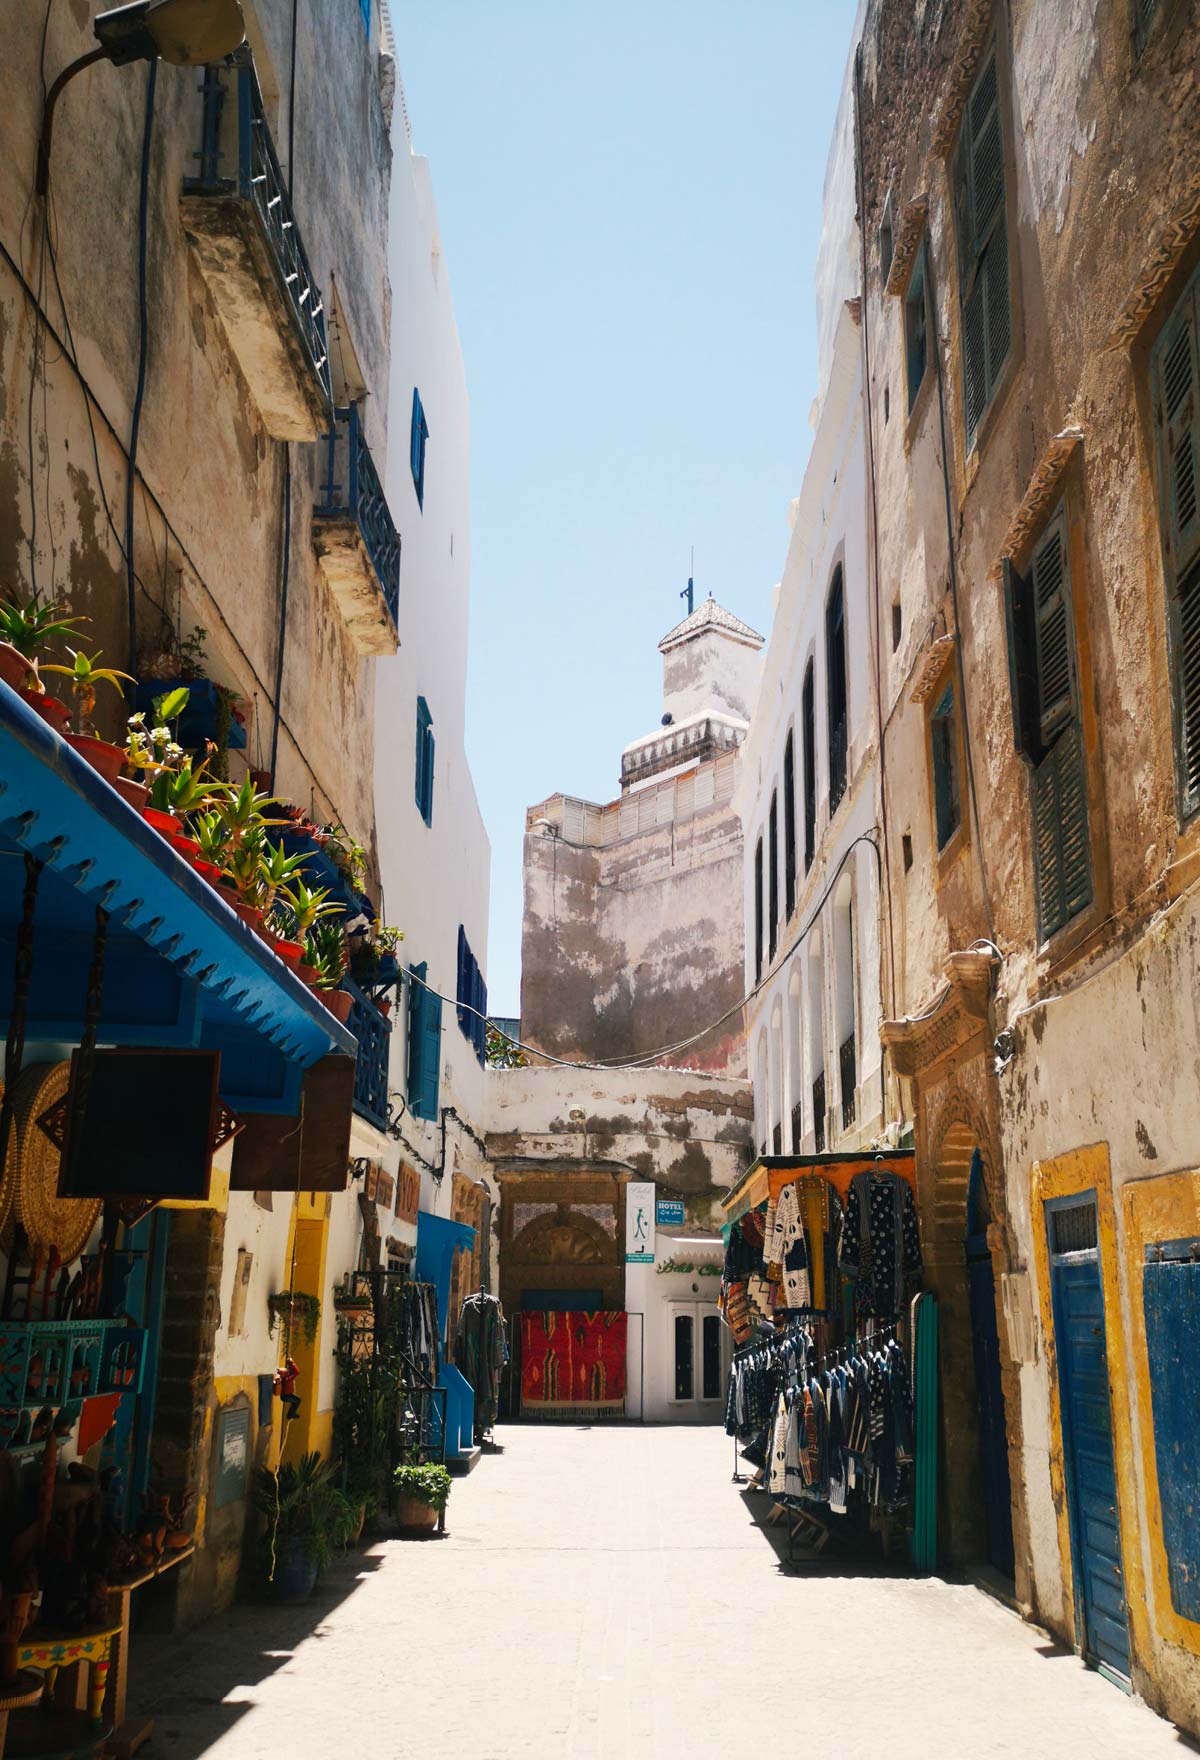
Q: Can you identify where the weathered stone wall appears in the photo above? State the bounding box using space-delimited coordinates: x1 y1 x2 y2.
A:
520 779 748 1075
860 0 1200 1726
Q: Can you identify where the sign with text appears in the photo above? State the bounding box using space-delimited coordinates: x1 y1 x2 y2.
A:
626 1182 656 1263
656 1198 685 1227
395 1164 420 1227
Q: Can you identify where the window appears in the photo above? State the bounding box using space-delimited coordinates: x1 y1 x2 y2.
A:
783 731 797 919
802 661 816 871
904 244 930 415
1002 506 1093 939
767 791 779 962
826 567 848 814
879 193 895 286
672 1305 723 1402
1151 264 1200 819
753 836 764 982
410 387 429 508
456 926 488 1065
902 831 914 871
415 695 435 825
406 961 442 1121
674 1313 694 1400
953 50 1012 450
930 679 962 851
701 1313 721 1401
358 0 371 33
892 599 902 652
1132 0 1166 54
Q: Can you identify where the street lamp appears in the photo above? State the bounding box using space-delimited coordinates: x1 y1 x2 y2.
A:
37 0 246 193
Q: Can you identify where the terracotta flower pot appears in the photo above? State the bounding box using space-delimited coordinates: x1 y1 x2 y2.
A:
275 939 305 969
114 775 149 813
194 858 222 885
321 988 354 1025
297 962 319 986
0 642 31 692
143 806 176 838
65 733 126 786
376 997 392 1018
19 689 70 732
393 1495 439 1534
233 901 264 936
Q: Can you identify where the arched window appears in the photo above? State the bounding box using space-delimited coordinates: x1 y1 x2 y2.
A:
754 1030 770 1156
783 730 797 917
807 928 826 1153
753 835 764 982
769 999 784 1156
787 968 803 1151
833 872 856 1133
826 566 848 814
768 790 779 961
802 661 816 871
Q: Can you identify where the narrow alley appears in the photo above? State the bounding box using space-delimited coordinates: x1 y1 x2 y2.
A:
126 1427 1185 1760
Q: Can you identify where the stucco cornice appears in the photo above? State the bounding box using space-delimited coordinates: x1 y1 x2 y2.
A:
987 427 1083 580
1104 165 1200 353
929 0 995 155
885 196 929 298
909 633 956 704
880 951 997 1081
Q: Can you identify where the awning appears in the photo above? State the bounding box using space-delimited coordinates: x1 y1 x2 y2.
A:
0 683 354 1115
721 1149 917 1224
415 1210 477 1334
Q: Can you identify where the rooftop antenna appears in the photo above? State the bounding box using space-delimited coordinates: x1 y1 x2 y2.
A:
681 546 694 617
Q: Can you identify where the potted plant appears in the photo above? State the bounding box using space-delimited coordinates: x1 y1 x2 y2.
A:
257 839 310 949
41 648 134 784
0 595 86 702
224 827 270 935
392 1461 451 1534
279 878 341 980
190 807 231 886
305 919 352 1022
252 1452 355 1601
267 1289 321 1347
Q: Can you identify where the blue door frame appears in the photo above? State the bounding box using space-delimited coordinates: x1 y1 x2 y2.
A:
1046 1192 1131 1682
966 1151 1014 1577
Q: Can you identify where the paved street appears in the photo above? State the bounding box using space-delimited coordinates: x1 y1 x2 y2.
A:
129 1425 1189 1759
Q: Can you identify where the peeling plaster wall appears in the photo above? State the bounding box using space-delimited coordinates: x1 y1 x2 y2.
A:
520 775 748 1075
662 628 761 726
858 0 1200 1726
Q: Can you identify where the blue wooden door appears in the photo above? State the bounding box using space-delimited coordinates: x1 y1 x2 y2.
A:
966 1152 1014 1576
1142 1242 1200 1622
1047 1195 1130 1680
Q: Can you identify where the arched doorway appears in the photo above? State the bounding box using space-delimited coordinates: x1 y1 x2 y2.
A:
966 1149 1014 1577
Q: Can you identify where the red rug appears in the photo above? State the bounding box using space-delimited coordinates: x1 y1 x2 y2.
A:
519 1311 627 1416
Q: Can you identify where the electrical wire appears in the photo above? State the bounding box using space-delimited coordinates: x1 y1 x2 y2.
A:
405 833 883 1075
125 57 158 684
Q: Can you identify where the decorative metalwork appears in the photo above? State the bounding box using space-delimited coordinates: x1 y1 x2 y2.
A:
316 403 401 628
185 54 332 409
839 1034 857 1132
345 978 391 1133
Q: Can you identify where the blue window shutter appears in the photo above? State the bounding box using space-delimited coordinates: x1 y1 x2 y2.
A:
359 0 370 33
415 697 433 825
456 926 469 1035
410 389 427 509
406 961 426 1113
406 961 441 1121
423 725 435 824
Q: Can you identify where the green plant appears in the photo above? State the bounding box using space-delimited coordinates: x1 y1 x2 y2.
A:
191 808 232 868
392 1461 452 1514
219 774 288 849
279 876 342 939
323 822 367 887
151 684 190 728
175 625 209 681
257 839 310 918
267 1289 320 1346
305 918 348 990
486 1024 528 1069
224 828 267 908
147 753 228 817
0 597 87 687
252 1451 355 1581
42 648 133 737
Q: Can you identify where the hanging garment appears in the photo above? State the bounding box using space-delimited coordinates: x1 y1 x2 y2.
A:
768 1392 789 1495
453 1292 508 1435
840 1172 923 1321
765 1178 843 1312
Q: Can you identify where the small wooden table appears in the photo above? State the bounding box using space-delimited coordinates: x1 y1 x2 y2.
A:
13 1625 120 1729
103 1545 193 1760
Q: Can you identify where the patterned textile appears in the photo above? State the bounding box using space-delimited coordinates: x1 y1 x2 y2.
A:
840 1172 923 1321
766 1178 843 1312
519 1310 627 1414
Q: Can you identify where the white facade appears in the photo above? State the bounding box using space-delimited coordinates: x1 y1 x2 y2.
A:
736 104 885 1160
374 99 493 1228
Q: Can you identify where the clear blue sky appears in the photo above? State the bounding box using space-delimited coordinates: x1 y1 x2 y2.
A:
396 0 858 1016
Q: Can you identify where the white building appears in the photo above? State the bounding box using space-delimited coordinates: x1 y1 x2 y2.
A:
735 56 887 1163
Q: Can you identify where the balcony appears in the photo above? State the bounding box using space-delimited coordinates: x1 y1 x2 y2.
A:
181 54 332 440
345 977 391 1133
313 404 401 654
839 1034 857 1132
812 1072 826 1153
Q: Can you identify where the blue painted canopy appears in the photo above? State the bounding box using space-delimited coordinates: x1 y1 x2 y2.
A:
0 683 354 1115
415 1210 477 1334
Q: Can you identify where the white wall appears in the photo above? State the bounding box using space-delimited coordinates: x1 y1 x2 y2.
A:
374 106 493 1220
736 301 883 1154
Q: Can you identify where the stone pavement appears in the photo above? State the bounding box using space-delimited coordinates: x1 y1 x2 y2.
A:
127 1424 1190 1759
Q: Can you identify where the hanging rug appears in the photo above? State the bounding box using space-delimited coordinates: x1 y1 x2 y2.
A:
14 1063 101 1262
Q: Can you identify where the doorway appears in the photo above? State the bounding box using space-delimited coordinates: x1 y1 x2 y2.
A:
1046 1192 1131 1681
965 1150 1014 1576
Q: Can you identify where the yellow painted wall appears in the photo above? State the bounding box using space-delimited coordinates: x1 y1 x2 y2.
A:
1123 1169 1200 1660
1029 1144 1150 1670
281 1202 333 1468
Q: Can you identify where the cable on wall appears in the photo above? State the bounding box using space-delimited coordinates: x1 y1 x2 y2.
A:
125 56 158 689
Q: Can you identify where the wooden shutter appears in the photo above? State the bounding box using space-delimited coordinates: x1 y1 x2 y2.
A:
1030 513 1076 744
768 791 779 961
230 1056 355 1192
406 962 441 1121
1157 279 1200 575
1001 557 1043 762
957 50 1011 448
456 926 469 1034
753 837 764 982
1174 558 1200 815
415 696 433 822
1031 720 1092 940
783 732 797 918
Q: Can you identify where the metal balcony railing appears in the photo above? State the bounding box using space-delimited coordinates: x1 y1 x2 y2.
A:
316 404 401 628
790 1101 803 1153
772 1122 782 1156
345 977 391 1132
812 1072 826 1154
839 1033 857 1131
185 54 332 411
